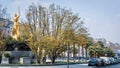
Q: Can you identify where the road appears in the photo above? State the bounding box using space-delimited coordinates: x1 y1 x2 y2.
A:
0 64 120 68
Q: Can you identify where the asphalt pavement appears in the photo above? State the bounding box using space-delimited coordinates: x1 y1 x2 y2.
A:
0 64 120 68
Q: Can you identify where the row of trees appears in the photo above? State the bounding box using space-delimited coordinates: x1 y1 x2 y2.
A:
0 4 10 58
19 4 114 64
89 41 115 57
0 4 115 64
19 4 90 64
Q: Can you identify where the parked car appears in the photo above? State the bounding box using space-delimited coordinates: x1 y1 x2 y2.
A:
101 58 107 66
118 58 120 63
96 58 103 66
109 57 115 64
88 58 102 66
100 57 110 65
114 57 119 64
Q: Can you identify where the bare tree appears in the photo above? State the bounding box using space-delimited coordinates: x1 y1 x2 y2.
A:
0 4 10 19
21 4 88 64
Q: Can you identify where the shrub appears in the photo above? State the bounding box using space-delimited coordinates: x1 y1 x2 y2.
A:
4 53 10 58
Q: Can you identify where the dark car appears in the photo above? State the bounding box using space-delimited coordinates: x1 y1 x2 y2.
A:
88 58 102 66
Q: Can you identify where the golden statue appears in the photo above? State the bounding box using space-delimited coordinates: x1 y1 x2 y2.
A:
12 8 20 40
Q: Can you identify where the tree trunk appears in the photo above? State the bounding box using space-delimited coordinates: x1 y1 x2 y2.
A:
78 46 80 62
81 45 84 61
73 43 75 62
51 57 56 64
85 48 88 62
36 57 41 64
67 43 70 68
94 51 96 58
0 55 2 63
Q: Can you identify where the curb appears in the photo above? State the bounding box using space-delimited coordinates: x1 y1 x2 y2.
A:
0 62 88 66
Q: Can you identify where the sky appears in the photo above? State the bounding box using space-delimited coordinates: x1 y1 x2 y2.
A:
0 0 120 43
